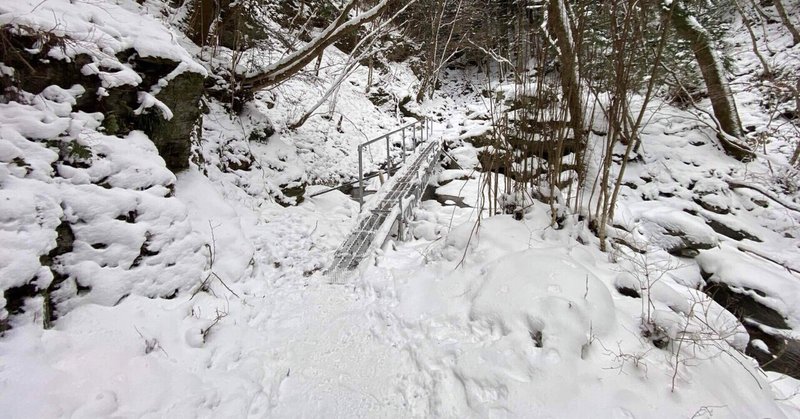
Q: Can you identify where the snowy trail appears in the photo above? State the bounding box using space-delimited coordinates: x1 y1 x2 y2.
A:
224 174 485 418
246 283 420 417
163 93 800 417
196 186 436 418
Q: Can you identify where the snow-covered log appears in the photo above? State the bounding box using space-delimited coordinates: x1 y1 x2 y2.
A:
241 0 409 91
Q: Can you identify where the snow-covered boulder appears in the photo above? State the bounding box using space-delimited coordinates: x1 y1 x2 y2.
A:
637 206 719 257
469 248 615 360
0 84 206 329
0 0 207 172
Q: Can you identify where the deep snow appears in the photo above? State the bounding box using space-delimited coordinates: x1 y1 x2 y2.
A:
2 0 800 417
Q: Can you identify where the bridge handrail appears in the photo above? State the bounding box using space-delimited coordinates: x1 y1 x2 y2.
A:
358 118 426 147
327 133 444 281
356 118 432 208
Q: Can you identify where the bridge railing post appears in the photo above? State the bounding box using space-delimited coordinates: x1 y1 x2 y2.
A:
427 119 431 141
385 136 392 175
397 196 404 241
353 118 431 212
358 144 364 208
401 128 406 162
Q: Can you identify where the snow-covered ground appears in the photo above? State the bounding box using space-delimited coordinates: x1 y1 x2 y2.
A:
4 171 798 417
2 0 800 417
6 93 800 417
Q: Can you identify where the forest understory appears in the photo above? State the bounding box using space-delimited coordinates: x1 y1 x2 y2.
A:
1 0 800 417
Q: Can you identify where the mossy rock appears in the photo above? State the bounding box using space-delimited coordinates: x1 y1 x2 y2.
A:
218 4 269 49
463 134 494 148
368 88 392 107
0 29 99 109
133 62 205 172
279 183 307 206
248 123 276 144
2 30 205 173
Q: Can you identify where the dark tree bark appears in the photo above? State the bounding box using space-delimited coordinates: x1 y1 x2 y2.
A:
547 0 583 135
773 0 800 46
187 0 220 46
669 0 753 160
547 0 585 168
241 0 401 91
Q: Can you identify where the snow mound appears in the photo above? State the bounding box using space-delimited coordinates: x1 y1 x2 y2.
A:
470 248 615 358
697 242 800 326
0 0 205 83
0 84 205 323
634 204 719 253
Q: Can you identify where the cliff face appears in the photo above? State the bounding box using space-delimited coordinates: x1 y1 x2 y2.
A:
0 0 208 328
1 25 205 172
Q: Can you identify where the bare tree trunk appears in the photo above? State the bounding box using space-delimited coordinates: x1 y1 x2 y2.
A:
791 78 800 166
314 52 323 77
773 0 800 46
366 56 373 93
546 0 585 175
791 140 800 167
735 0 772 79
669 0 752 160
187 0 221 46
241 0 412 91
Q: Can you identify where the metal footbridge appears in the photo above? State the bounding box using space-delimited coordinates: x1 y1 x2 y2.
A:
326 118 442 281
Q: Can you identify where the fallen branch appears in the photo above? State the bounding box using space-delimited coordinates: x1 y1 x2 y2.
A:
726 180 800 213
736 244 800 277
191 221 241 299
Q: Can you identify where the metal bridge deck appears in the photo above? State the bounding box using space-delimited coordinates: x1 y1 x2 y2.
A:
327 139 441 281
